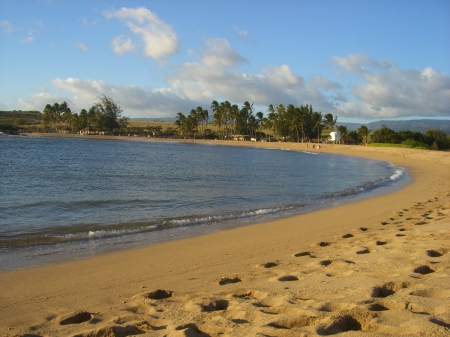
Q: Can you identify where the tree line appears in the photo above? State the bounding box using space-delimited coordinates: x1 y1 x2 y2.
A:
28 95 450 150
175 101 330 141
175 101 449 150
369 125 450 150
175 101 363 143
41 95 128 134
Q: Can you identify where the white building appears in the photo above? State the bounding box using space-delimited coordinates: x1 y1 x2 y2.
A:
329 131 341 143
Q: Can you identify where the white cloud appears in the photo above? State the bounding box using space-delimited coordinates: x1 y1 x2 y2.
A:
333 54 376 75
15 40 449 120
201 38 247 68
0 20 14 33
262 64 302 88
310 76 343 90
104 7 178 60
21 31 35 43
168 38 306 106
111 35 136 55
234 26 257 45
76 42 88 52
18 91 72 111
20 78 195 118
333 54 450 119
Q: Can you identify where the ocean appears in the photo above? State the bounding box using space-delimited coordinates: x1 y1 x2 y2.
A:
0 136 409 270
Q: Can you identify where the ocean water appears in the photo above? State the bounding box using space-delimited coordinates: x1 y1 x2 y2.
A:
0 136 409 270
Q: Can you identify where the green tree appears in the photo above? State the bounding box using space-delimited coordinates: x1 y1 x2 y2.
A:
371 125 400 143
175 112 197 139
312 111 323 143
323 113 337 131
211 100 223 139
42 104 55 130
93 95 123 133
425 129 449 150
357 125 371 144
348 130 360 143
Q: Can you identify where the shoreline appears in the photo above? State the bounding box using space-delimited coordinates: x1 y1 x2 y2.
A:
1 136 450 336
1 134 410 272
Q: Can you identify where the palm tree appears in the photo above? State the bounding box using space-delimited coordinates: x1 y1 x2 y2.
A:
266 104 277 141
357 125 371 144
287 104 304 142
312 112 323 144
189 109 199 139
256 111 264 126
220 101 232 139
200 108 209 138
195 106 208 138
211 101 223 139
337 125 348 144
323 113 337 131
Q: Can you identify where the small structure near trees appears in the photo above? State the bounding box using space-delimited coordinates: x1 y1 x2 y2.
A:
329 131 341 143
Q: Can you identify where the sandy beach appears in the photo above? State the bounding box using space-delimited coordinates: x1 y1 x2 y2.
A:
1 139 449 337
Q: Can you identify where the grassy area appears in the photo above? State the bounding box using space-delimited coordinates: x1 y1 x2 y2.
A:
127 119 175 130
367 143 428 150
0 110 42 126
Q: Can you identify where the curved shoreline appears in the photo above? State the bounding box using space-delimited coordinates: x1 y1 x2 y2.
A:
1 137 449 336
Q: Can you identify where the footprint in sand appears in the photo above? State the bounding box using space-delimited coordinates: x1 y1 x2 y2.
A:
372 281 409 298
278 275 299 282
427 249 448 257
356 247 370 254
319 259 332 266
147 289 173 300
175 323 205 335
413 265 435 275
367 303 389 311
53 311 94 325
201 299 229 312
219 277 242 285
294 251 314 257
316 311 374 335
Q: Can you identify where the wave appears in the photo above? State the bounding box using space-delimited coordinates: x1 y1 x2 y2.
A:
1 167 407 251
0 205 295 249
390 168 405 181
323 166 406 199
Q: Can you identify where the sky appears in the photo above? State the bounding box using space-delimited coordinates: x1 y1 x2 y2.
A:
0 0 449 123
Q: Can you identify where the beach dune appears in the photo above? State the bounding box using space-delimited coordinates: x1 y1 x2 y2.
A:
1 142 449 336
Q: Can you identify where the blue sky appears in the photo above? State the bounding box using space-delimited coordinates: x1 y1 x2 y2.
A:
1 0 449 122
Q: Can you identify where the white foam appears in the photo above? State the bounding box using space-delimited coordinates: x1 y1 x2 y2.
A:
390 169 405 181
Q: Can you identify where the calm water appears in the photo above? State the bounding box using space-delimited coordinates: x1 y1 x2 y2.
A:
0 136 409 270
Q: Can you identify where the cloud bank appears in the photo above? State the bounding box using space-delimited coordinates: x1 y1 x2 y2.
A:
334 54 450 119
14 7 450 120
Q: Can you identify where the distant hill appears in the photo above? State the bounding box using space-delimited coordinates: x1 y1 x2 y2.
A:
0 110 42 125
339 119 450 133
